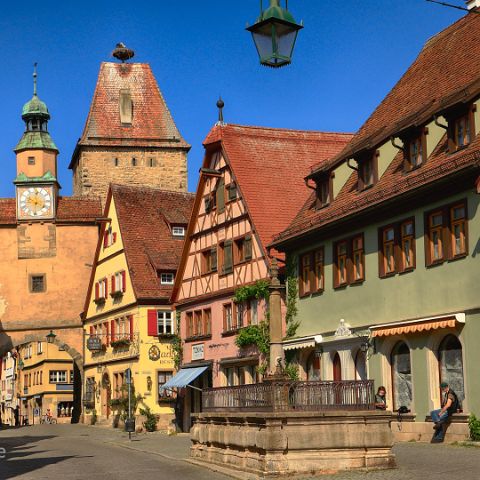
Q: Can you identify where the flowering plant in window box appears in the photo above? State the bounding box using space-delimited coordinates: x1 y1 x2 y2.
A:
110 338 131 349
94 297 106 305
110 290 124 299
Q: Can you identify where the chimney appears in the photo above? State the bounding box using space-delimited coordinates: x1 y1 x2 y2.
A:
466 0 480 10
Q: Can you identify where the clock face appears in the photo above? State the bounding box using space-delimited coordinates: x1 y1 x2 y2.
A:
18 187 53 218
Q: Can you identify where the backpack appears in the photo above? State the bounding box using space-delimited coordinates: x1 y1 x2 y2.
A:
446 389 459 415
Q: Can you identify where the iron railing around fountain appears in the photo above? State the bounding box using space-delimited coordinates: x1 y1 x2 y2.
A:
202 380 375 413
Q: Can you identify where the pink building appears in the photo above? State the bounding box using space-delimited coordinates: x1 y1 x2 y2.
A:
170 122 352 431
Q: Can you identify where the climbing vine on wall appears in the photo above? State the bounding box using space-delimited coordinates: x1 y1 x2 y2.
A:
235 322 270 355
172 311 183 369
284 256 300 339
233 280 270 304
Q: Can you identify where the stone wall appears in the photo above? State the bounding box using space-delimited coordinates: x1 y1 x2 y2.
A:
72 147 188 206
191 411 395 477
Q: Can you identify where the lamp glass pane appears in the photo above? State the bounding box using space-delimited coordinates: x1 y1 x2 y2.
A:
274 23 298 58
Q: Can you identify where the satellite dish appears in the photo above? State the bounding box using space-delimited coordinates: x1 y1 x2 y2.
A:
314 335 323 344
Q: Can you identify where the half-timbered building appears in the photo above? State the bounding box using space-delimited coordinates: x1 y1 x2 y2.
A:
170 123 352 430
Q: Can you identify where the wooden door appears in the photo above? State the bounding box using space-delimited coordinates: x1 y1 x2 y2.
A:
333 353 342 381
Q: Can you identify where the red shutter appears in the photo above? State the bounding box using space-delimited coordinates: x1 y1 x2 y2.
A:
111 320 116 343
105 322 110 346
89 326 94 336
113 232 117 243
122 271 126 292
103 232 108 248
94 283 99 300
129 315 134 340
111 275 116 292
104 279 108 298
147 310 158 336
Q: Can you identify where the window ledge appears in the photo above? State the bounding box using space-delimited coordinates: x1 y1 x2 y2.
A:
94 298 106 305
222 329 241 337
185 334 212 343
110 291 124 299
448 253 468 262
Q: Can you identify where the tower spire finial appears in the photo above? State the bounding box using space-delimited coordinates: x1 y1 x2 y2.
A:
216 96 225 126
33 62 38 96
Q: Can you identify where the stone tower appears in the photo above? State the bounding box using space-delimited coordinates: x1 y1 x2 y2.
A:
69 53 190 206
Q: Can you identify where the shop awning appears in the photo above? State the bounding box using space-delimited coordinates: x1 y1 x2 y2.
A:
283 338 316 351
161 366 209 390
371 313 465 338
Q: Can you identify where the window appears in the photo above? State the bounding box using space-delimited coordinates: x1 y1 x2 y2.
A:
333 235 365 288
114 158 119 167
425 200 468 266
379 219 416 277
391 342 412 411
220 241 233 274
85 377 95 403
157 311 173 335
250 299 258 325
203 309 212 336
103 226 117 248
37 342 43 355
132 158 137 166
194 310 202 336
49 370 67 384
316 176 332 208
158 371 173 400
438 335 464 407
185 309 211 338
244 235 253 260
358 152 378 190
355 350 367 381
172 226 185 237
160 272 175 285
95 277 108 302
306 352 321 381
149 158 156 167
405 131 426 171
223 303 234 332
447 106 476 152
227 183 237 201
234 238 245 264
235 303 245 329
202 248 217 274
28 156 35 165
299 248 324 297
30 274 46 293
111 271 126 294
204 193 216 213
186 312 194 338
119 89 133 124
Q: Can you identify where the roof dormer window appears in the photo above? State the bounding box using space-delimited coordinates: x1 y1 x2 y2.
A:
357 151 378 191
172 226 185 237
119 89 133 125
404 129 427 172
447 105 476 153
315 175 332 209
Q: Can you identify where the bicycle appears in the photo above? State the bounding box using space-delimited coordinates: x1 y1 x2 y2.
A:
40 414 57 424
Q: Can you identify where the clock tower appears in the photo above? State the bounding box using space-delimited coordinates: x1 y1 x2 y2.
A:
14 65 59 221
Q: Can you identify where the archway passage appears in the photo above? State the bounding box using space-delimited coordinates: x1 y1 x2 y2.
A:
0 331 83 425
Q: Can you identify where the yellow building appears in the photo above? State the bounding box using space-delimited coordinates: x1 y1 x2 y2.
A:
17 341 75 424
82 184 194 428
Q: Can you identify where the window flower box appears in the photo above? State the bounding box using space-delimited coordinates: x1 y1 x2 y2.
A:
94 297 106 305
110 290 124 299
111 338 131 349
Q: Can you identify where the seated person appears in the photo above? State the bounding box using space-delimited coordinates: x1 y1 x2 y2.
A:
430 381 459 443
375 386 387 410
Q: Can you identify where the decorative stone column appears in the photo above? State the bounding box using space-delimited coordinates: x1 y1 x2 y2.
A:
268 258 286 375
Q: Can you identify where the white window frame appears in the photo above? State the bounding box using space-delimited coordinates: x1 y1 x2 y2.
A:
49 370 67 384
114 271 124 292
37 342 43 355
98 278 107 299
157 311 173 335
160 272 175 285
172 226 185 237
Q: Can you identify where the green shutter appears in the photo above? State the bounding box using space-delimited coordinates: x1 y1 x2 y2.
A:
223 240 233 273
216 179 225 213
211 247 218 272
245 235 252 260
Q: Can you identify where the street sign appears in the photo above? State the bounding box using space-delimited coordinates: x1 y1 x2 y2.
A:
87 336 103 352
125 368 132 385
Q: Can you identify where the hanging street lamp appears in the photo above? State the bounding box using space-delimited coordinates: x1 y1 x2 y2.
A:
46 330 57 344
247 0 303 68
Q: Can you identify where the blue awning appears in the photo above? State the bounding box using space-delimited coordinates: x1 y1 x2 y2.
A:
161 366 209 390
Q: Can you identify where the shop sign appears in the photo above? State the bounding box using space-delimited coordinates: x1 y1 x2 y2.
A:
87 336 102 352
192 344 204 361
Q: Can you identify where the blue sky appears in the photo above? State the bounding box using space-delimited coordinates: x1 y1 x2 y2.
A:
0 0 462 197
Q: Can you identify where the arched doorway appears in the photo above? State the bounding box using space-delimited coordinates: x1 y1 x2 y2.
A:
438 334 464 408
101 372 111 419
306 351 321 381
391 341 412 411
355 350 367 380
333 353 342 381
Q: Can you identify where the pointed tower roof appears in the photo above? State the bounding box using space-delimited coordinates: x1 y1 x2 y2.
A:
69 62 189 168
15 64 58 153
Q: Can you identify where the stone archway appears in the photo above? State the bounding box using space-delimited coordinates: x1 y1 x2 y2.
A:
5 332 84 424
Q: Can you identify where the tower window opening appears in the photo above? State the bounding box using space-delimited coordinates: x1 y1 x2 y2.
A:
149 158 155 167
132 158 137 167
114 158 119 167
28 156 35 165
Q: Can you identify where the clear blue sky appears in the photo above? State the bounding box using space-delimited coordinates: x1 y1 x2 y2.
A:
0 0 462 197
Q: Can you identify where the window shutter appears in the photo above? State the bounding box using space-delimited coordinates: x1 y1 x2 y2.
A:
298 256 305 297
105 322 110 346
111 275 116 292
308 253 316 293
216 178 225 213
122 271 127 292
224 240 233 273
378 228 385 278
103 232 108 248
104 279 108 298
111 320 116 342
245 235 252 260
95 283 99 300
147 310 158 336
89 326 94 336
211 247 217 272
113 232 117 244
205 196 211 213
129 316 134 340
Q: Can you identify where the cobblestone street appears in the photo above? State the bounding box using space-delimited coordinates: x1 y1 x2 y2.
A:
0 424 479 479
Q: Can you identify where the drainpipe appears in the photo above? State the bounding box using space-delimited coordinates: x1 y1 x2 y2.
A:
434 115 449 130
390 136 406 153
347 158 358 171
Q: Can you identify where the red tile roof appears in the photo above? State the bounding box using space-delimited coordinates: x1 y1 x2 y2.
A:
203 124 353 251
0 197 102 225
70 62 189 168
112 185 195 301
310 11 480 176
